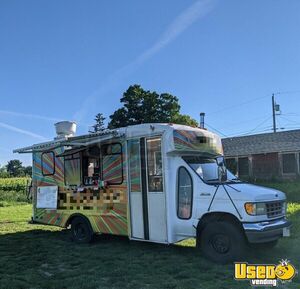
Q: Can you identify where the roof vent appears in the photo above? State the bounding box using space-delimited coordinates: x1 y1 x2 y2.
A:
54 121 77 139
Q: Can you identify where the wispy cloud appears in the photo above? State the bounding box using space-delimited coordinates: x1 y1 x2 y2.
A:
0 109 90 132
130 0 215 65
0 122 47 141
74 0 216 122
0 110 62 122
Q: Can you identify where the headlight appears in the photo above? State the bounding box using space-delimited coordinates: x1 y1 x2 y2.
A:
244 202 267 216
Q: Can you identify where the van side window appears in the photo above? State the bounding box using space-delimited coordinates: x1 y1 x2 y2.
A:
41 151 55 176
64 153 81 186
177 167 193 219
102 143 123 185
146 138 163 192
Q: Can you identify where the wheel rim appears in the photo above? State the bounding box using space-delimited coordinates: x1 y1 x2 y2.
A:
74 223 87 241
210 234 231 254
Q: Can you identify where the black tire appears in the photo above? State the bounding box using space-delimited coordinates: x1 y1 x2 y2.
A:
197 221 246 264
71 217 93 243
249 240 278 250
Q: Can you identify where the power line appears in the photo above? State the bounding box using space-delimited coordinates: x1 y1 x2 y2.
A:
274 90 300 95
206 95 269 116
205 90 300 117
203 90 300 137
238 115 273 136
279 115 300 125
226 126 273 138
214 114 271 127
207 115 273 138
205 122 228 137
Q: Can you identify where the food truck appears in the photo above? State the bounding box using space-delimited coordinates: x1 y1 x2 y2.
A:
14 122 291 263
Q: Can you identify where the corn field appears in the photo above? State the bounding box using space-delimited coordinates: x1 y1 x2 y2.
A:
0 177 30 204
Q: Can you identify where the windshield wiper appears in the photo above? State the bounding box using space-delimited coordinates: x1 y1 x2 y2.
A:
229 178 240 182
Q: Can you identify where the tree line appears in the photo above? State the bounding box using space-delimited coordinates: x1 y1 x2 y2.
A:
1 84 197 177
0 160 32 178
90 84 198 132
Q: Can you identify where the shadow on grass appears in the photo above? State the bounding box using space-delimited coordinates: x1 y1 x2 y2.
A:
0 227 299 289
0 229 219 289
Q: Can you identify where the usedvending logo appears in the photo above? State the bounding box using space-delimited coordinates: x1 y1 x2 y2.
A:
234 260 297 286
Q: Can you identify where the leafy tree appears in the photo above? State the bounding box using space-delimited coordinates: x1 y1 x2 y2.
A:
0 165 9 178
172 114 198 127
0 161 31 177
90 113 106 133
6 159 24 177
108 85 197 128
24 166 32 177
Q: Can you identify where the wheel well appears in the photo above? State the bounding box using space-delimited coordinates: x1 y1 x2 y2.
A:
66 213 93 232
196 212 243 239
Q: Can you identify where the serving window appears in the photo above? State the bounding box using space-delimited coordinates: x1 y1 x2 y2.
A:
82 146 101 185
64 153 81 186
62 143 123 187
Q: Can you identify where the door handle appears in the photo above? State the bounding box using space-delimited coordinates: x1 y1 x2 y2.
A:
200 193 211 196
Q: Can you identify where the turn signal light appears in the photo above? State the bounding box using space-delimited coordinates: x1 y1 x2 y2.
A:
245 203 255 215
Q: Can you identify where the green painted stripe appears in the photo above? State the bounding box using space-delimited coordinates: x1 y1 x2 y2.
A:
110 210 127 224
99 216 113 234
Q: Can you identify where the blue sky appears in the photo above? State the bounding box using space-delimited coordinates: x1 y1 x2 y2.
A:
1 0 300 166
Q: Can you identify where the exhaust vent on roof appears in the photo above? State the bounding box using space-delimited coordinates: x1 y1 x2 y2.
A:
54 121 77 139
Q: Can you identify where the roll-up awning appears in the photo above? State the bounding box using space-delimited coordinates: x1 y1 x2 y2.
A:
56 147 87 157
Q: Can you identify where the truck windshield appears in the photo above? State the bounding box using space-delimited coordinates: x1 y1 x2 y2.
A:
183 156 238 183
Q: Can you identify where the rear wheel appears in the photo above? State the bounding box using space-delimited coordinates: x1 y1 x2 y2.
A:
71 217 93 243
197 221 246 264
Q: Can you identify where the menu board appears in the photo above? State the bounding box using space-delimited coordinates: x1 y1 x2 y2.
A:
36 186 58 209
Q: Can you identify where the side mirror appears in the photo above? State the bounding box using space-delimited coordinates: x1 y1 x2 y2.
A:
216 156 227 182
216 156 224 166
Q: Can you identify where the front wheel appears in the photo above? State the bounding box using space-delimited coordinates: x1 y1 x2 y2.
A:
197 221 246 264
71 217 93 243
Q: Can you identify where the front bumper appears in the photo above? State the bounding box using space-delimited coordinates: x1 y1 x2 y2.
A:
243 218 292 243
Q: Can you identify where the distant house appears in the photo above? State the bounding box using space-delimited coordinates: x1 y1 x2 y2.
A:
222 129 300 180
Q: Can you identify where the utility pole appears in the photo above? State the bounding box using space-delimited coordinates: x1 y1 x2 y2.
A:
272 94 276 133
200 112 205 129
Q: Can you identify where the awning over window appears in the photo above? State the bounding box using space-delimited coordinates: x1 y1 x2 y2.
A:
56 147 86 157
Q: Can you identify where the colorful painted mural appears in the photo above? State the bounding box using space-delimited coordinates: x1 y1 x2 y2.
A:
173 130 222 155
103 155 123 184
32 147 64 187
32 141 129 236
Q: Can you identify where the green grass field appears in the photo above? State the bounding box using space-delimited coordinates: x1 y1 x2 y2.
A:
0 180 299 289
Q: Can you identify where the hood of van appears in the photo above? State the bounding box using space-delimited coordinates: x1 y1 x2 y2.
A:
224 182 286 202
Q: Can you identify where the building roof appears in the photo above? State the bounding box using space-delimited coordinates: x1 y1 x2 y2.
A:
222 129 300 157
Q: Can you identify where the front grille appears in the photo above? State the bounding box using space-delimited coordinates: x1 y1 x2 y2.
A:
266 201 284 218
